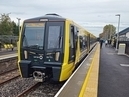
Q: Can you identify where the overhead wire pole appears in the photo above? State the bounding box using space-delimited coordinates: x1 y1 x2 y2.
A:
115 14 120 51
17 18 21 34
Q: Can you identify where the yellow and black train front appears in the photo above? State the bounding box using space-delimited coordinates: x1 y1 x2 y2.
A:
18 14 78 82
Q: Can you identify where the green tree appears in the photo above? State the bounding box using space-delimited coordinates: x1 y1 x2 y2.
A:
103 24 116 40
12 21 19 35
0 14 13 35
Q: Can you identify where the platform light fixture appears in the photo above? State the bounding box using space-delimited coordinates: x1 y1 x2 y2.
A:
115 14 120 51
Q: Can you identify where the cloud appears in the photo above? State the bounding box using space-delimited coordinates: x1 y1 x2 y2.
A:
0 0 129 36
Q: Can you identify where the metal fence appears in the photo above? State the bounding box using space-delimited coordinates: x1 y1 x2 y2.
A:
0 35 18 46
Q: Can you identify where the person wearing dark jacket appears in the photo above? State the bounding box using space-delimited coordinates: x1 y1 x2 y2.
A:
99 39 103 48
0 41 1 51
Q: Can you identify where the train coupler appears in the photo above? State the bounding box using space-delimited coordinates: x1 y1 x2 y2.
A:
33 71 45 82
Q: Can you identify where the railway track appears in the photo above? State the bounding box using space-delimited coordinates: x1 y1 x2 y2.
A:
0 69 20 86
0 68 18 76
0 57 17 75
18 82 64 97
17 83 40 97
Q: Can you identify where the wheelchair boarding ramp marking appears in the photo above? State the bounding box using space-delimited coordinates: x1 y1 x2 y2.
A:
107 53 116 55
120 64 129 67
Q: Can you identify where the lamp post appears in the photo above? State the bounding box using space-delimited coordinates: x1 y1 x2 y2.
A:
17 18 21 33
115 14 120 50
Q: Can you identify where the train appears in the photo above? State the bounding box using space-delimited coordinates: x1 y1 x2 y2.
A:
17 13 97 82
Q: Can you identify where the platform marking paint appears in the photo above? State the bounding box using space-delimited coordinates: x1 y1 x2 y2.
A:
120 64 129 67
107 53 116 55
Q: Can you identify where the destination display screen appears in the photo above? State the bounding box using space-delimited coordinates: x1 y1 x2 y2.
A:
25 23 45 27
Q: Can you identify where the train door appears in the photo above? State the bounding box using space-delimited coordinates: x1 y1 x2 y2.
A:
68 25 77 63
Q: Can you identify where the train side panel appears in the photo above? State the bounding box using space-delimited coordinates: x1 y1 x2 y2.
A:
59 20 90 81
59 20 75 81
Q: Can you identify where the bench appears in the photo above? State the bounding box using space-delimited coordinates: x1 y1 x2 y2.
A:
4 44 14 51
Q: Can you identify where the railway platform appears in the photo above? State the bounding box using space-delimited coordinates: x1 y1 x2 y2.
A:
98 44 129 97
0 47 17 56
55 43 129 97
0 47 17 52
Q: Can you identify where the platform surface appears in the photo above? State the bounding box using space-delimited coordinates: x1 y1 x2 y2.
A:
98 45 129 97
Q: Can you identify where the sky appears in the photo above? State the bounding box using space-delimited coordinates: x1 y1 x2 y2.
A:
0 0 129 37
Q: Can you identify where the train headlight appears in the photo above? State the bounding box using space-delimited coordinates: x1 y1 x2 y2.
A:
24 50 28 59
55 52 60 61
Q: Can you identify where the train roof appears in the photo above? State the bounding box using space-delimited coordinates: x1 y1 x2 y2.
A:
24 13 66 22
24 13 96 38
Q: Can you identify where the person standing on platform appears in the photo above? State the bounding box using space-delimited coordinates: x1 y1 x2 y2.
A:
105 40 108 46
99 39 103 49
0 41 1 51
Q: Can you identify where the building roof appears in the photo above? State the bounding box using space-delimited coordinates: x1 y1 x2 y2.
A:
119 27 129 35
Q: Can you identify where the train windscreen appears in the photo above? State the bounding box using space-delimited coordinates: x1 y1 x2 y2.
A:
47 26 62 49
23 23 45 50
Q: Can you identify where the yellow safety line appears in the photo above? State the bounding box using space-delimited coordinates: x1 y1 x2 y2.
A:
79 44 99 97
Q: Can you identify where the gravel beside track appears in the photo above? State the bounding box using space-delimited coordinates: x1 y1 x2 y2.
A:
0 57 17 74
0 77 37 97
0 69 19 85
26 82 64 97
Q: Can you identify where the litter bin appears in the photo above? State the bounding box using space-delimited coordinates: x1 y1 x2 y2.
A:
118 43 126 55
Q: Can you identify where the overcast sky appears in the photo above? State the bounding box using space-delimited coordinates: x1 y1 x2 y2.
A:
0 0 129 36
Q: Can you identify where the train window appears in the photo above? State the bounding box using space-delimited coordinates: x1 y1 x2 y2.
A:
82 36 86 48
79 36 87 51
74 27 78 36
68 25 76 63
47 26 61 49
23 23 45 49
84 35 87 48
79 36 83 50
70 26 74 48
